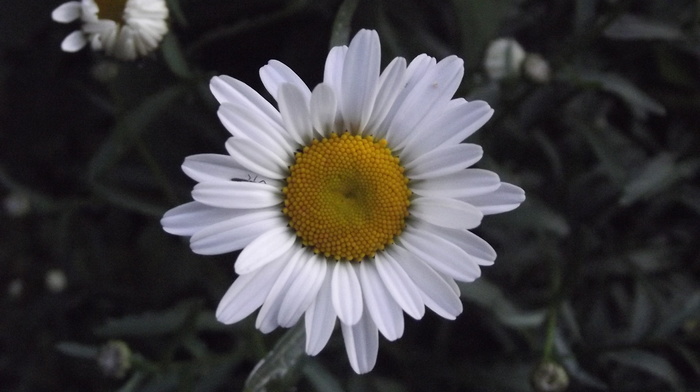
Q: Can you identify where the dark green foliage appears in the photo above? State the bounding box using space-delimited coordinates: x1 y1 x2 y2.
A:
1 0 699 391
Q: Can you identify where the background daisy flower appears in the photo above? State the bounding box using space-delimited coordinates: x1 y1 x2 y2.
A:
51 0 169 60
162 29 525 374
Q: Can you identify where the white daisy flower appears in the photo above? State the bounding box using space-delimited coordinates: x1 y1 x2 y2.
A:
162 29 525 374
51 0 169 61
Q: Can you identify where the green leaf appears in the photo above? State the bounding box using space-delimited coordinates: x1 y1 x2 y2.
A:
604 14 684 41
88 85 187 180
603 350 684 391
459 279 546 328
244 322 307 392
94 299 203 337
303 359 345 392
329 0 360 48
55 341 99 359
161 33 193 79
620 154 700 205
451 0 511 66
579 71 666 118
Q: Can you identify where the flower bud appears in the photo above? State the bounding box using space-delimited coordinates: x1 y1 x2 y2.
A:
484 38 526 80
97 340 132 378
531 361 570 392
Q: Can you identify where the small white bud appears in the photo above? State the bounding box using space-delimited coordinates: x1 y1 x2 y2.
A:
4 193 31 217
484 38 526 80
524 53 551 83
45 269 68 293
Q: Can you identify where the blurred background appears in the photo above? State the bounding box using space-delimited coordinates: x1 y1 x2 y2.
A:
1 0 699 391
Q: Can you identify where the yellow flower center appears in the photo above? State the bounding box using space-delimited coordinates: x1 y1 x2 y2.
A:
283 132 411 261
94 0 128 23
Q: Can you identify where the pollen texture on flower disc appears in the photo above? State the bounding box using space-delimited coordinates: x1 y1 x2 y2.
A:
283 132 411 261
95 0 128 22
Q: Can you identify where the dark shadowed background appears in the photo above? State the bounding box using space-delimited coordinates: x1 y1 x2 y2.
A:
1 0 699 391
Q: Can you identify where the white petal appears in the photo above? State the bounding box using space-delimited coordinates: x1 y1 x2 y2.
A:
364 57 407 135
372 54 435 140
305 272 337 355
310 83 341 135
255 248 305 333
61 30 87 52
209 75 284 128
52 1 82 23
387 246 463 320
341 313 378 374
323 45 348 93
192 181 281 209
399 225 481 282
235 226 297 274
359 261 404 341
340 29 380 132
215 256 286 324
331 262 363 325
415 222 496 266
190 210 285 255
411 169 501 198
404 143 483 180
218 104 292 158
225 137 289 180
374 253 425 319
278 84 314 145
460 182 526 215
161 201 245 236
182 154 250 183
260 60 311 101
278 254 328 327
385 56 464 148
402 100 493 161
410 197 483 229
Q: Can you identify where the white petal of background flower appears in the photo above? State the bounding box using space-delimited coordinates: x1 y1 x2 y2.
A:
61 30 88 52
52 1 82 23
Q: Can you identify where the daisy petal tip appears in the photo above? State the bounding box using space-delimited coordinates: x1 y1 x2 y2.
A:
52 1 82 23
